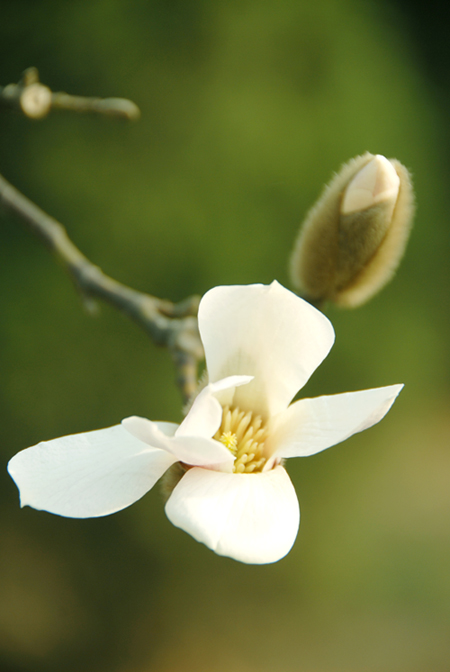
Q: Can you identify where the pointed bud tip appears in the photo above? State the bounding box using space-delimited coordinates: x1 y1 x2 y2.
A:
341 154 400 215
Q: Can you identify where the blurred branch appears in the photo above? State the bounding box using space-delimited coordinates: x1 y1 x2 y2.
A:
0 173 202 403
0 67 140 121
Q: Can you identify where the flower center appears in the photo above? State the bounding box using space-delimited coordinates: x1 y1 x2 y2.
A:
214 405 268 474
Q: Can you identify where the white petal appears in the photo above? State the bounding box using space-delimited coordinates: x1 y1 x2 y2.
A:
177 375 253 438
122 416 233 468
198 281 335 418
122 417 179 444
267 384 403 462
165 465 300 564
7 425 176 518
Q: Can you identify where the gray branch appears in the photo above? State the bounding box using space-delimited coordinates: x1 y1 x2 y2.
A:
0 173 203 403
0 68 140 121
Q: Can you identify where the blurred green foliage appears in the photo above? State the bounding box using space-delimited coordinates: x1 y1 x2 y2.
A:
1 1 450 671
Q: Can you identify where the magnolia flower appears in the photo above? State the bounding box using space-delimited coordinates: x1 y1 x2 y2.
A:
8 282 402 564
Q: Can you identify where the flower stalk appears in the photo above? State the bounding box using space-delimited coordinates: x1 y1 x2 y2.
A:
0 171 202 402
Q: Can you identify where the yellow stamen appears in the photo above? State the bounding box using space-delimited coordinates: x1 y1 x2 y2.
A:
215 405 269 474
219 431 238 454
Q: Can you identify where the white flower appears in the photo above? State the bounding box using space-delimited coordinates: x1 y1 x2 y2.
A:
7 282 402 564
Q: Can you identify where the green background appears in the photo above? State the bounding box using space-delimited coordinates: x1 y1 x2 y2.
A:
1 1 449 670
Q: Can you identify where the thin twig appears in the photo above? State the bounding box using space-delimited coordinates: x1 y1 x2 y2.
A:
0 173 202 403
0 67 140 121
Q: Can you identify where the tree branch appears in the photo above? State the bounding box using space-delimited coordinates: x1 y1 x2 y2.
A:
0 172 202 403
0 67 140 121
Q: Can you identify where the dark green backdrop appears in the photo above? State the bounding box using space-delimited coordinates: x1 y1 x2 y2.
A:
1 1 449 671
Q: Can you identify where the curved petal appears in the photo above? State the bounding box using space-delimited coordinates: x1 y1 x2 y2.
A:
122 416 233 469
198 281 335 418
165 465 300 564
122 417 179 444
267 384 403 462
177 375 253 438
7 424 176 518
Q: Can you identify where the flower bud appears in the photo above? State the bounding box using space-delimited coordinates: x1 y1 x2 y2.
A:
290 153 415 308
20 83 52 119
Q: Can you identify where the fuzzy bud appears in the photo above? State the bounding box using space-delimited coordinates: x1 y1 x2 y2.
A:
290 153 415 308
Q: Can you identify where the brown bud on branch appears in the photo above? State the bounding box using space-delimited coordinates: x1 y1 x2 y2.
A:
290 153 415 308
0 67 140 121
